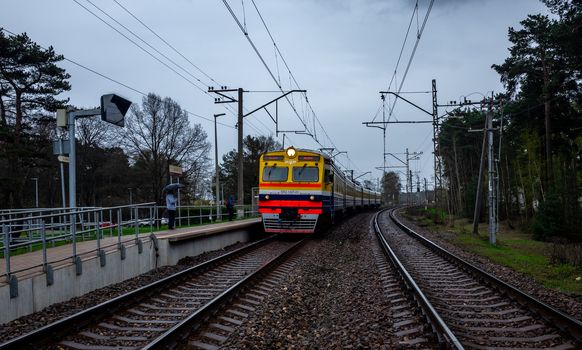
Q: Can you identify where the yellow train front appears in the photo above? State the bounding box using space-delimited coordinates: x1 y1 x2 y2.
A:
258 146 381 234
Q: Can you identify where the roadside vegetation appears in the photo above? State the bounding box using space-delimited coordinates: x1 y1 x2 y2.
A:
404 207 582 295
381 0 582 295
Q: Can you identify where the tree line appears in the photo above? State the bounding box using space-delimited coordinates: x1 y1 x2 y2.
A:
0 30 280 209
437 0 581 241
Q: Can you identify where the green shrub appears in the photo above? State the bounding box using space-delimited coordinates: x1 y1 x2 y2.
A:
533 191 564 241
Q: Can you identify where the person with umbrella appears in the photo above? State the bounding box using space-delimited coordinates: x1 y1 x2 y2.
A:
226 195 235 221
164 183 183 229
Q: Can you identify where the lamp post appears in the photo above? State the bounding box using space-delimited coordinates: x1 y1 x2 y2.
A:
31 177 39 208
214 113 225 221
128 188 133 205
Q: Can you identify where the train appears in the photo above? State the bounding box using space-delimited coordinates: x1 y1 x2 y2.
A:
258 146 382 234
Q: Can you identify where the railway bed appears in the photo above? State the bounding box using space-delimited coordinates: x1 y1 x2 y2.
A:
376 208 582 349
0 237 302 350
2 210 580 349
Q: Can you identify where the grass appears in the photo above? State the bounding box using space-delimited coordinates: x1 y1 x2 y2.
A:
406 210 582 295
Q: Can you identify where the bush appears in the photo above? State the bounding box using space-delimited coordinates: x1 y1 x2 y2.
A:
533 191 564 241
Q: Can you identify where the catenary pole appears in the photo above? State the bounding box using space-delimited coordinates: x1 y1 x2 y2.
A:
472 117 488 235
487 109 496 245
237 88 244 211
214 113 225 221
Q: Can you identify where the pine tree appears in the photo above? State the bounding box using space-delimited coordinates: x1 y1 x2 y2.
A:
0 30 71 207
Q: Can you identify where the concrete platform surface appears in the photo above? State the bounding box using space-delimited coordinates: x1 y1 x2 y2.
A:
0 218 261 286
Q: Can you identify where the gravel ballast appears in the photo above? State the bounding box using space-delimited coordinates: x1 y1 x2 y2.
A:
395 210 582 321
222 212 401 349
0 241 248 343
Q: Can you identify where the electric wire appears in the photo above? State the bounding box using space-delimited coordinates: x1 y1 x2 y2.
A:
74 0 264 136
72 0 208 95
225 0 345 156
222 0 310 137
73 1 275 139
84 0 211 89
112 0 220 86
380 1 417 118
0 27 234 128
248 0 357 169
387 0 435 120
250 1 343 155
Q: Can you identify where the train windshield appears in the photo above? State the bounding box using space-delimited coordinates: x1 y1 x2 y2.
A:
262 166 288 182
292 166 319 182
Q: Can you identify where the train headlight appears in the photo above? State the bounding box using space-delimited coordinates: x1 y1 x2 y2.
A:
286 147 296 158
310 195 315 201
265 194 270 200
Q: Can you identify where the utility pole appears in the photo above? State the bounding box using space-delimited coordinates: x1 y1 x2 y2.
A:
364 84 433 206
487 109 496 245
237 88 244 209
32 178 39 208
465 96 498 244
472 119 488 235
209 87 306 215
57 94 131 268
406 148 411 205
416 175 421 206
384 149 421 206
214 113 225 221
408 170 413 205
345 170 354 182
424 178 428 206
432 79 441 206
382 94 386 181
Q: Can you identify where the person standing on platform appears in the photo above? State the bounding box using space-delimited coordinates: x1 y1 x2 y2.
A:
166 190 177 229
226 195 235 221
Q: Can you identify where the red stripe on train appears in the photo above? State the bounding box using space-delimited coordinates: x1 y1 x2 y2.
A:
260 183 321 188
264 228 314 234
259 200 322 207
259 208 322 214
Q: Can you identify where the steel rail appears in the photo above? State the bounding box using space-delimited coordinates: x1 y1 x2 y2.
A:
143 237 306 349
0 236 275 350
373 209 464 350
389 209 582 342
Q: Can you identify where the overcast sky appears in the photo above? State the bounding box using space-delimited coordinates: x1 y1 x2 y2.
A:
2 0 550 188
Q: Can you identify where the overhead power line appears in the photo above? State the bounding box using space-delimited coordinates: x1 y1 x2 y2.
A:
112 0 220 86
223 0 360 171
0 27 234 128
72 1 277 137
72 0 209 94
103 0 274 139
387 0 435 120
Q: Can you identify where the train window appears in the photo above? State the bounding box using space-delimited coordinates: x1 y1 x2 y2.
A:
292 166 319 182
324 169 334 183
262 166 288 182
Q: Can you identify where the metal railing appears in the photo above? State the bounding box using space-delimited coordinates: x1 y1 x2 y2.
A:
0 203 258 284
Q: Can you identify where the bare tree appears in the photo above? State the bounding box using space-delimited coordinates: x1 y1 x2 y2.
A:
120 93 211 203
77 115 116 147
382 171 401 205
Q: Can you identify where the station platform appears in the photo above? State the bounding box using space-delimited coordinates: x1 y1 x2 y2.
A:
0 218 262 324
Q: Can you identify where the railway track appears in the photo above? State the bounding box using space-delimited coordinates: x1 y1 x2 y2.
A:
369 218 440 348
0 236 305 350
375 208 582 349
187 253 302 349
